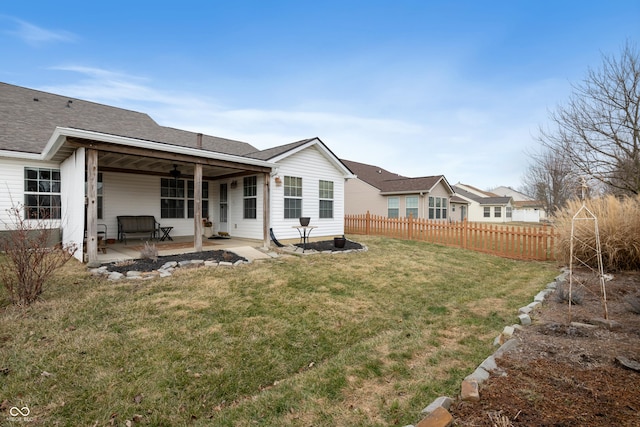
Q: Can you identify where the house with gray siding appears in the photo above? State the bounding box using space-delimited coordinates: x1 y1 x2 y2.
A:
342 159 459 220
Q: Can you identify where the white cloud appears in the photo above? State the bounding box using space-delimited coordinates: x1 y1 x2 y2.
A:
5 17 76 46
37 64 566 189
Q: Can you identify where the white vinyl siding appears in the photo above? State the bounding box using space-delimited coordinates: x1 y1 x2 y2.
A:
269 145 346 239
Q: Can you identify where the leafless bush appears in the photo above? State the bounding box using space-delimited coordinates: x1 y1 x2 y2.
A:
0 205 76 306
140 241 158 262
554 282 585 305
625 295 640 314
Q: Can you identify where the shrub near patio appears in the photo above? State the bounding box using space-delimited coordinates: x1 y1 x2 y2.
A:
0 236 557 426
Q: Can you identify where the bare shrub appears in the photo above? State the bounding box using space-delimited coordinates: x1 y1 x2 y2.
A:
140 241 158 262
553 195 640 270
554 282 585 305
625 295 640 314
0 205 77 306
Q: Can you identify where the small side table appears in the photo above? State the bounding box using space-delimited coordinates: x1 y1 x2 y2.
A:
292 225 317 252
160 226 174 241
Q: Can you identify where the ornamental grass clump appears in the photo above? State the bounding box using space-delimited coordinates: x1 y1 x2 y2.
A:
0 205 76 306
553 195 640 271
140 241 158 262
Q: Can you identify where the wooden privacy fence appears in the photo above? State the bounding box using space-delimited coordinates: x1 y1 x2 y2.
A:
345 212 556 261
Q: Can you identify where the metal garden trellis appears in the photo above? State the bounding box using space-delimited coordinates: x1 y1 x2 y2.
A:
568 179 609 322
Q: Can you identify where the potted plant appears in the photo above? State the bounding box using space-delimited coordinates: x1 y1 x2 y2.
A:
334 235 347 248
299 217 311 226
203 219 213 238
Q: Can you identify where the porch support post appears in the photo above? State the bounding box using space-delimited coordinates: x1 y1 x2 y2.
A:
263 172 270 249
86 148 99 266
194 163 203 251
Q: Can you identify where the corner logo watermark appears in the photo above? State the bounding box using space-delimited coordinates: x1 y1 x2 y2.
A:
8 405 32 422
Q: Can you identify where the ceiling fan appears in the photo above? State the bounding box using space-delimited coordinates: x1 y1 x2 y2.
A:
170 164 181 179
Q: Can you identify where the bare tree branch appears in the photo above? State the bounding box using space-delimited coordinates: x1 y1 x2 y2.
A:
540 41 640 195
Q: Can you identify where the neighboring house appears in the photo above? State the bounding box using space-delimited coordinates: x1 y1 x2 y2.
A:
342 159 457 220
453 183 514 223
0 82 354 264
489 186 547 222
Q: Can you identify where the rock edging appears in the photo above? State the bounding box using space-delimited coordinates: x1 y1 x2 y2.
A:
89 258 249 281
407 269 569 427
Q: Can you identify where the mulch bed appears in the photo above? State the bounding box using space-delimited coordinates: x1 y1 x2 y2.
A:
449 269 640 426
102 250 247 273
294 239 363 252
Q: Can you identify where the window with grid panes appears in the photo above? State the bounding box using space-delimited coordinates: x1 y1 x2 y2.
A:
24 167 61 219
284 176 302 219
428 196 448 219
387 197 399 218
243 176 257 219
161 178 185 218
319 180 333 218
406 196 418 218
187 180 209 219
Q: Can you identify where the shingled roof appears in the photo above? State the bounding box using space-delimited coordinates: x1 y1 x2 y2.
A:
341 159 451 194
453 185 511 205
341 159 407 190
0 82 258 156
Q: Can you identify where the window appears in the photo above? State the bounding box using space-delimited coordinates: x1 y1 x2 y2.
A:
24 167 61 219
428 196 448 219
187 180 209 219
406 196 418 218
243 176 257 219
483 207 491 218
506 207 512 218
284 176 302 219
494 206 502 218
319 180 333 219
219 183 228 223
388 197 399 218
97 173 103 220
161 179 208 219
161 178 185 218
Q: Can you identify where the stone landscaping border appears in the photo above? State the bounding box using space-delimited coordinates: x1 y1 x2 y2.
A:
407 269 569 427
89 258 249 281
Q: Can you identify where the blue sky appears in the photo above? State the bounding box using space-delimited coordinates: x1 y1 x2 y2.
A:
1 1 638 190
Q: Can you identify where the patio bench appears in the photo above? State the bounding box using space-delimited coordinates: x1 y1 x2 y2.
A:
117 215 160 244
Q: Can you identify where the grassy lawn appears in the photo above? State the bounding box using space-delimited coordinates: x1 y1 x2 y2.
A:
0 236 557 426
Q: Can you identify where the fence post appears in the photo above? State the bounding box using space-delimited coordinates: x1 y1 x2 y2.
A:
408 214 413 240
365 211 371 235
462 219 468 249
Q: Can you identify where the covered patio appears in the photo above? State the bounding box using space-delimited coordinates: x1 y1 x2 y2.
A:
91 235 269 264
45 128 276 266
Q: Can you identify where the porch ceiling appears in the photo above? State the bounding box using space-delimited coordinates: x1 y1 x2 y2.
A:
98 151 249 180
62 135 272 180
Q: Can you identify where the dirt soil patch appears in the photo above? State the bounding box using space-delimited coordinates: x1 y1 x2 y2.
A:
449 269 640 426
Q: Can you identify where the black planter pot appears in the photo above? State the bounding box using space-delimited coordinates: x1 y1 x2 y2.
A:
299 217 311 226
334 237 347 248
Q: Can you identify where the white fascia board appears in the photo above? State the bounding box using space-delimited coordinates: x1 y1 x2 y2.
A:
42 127 276 169
0 150 42 160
